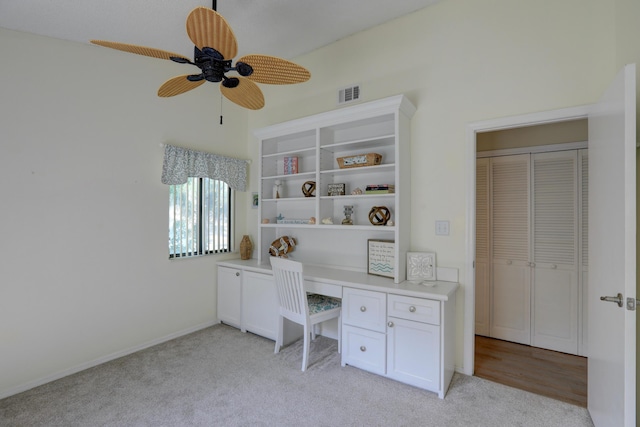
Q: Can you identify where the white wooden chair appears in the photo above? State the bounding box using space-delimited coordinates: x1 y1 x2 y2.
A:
270 256 341 371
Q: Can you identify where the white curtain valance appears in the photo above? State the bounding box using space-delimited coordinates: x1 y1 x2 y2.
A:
161 144 247 192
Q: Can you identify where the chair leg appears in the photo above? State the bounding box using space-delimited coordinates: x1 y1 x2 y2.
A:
302 324 310 371
311 324 317 341
274 315 284 354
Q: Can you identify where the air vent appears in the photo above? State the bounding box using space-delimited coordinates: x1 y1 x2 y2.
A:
338 85 361 105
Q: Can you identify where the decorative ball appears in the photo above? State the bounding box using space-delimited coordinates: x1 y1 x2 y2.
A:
302 181 316 197
261 218 270 224
351 187 363 195
269 235 297 257
368 206 391 226
309 217 316 224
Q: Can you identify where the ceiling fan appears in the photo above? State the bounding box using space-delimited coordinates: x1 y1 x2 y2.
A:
90 4 310 110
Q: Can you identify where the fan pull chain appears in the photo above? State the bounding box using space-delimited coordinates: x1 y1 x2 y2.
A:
220 94 223 125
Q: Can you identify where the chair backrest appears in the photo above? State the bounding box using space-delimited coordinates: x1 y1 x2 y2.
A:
270 257 309 324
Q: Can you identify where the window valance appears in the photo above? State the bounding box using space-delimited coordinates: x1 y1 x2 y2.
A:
161 144 247 192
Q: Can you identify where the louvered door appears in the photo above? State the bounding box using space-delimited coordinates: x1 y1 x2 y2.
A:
490 154 531 345
578 149 588 356
531 151 579 354
475 158 490 336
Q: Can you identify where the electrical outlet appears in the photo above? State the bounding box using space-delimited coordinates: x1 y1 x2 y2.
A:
435 220 450 236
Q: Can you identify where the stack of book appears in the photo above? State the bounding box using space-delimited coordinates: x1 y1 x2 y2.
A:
365 184 395 194
283 156 298 174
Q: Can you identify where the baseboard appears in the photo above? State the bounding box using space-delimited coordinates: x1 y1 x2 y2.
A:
0 320 217 400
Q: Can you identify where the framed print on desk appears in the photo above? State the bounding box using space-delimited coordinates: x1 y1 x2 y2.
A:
407 252 436 281
368 239 395 278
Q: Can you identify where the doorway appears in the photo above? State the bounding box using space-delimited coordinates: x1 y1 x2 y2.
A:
465 108 591 405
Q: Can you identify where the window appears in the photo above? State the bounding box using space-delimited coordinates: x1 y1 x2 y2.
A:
168 177 232 258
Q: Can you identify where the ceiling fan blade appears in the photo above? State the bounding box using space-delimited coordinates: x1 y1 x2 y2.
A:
158 75 206 97
237 55 311 85
90 40 190 62
186 7 238 60
219 76 265 110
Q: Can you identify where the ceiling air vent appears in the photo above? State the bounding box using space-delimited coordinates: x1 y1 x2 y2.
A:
338 84 361 105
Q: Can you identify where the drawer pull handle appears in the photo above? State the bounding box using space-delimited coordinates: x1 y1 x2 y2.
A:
360 346 367 352
360 306 367 312
235 272 240 277
409 306 416 313
387 321 394 328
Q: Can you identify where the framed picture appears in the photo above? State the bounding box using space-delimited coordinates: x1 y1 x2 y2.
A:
327 183 346 196
368 239 395 278
252 192 259 209
406 252 436 281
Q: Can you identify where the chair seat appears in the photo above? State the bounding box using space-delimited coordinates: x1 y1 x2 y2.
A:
307 294 341 315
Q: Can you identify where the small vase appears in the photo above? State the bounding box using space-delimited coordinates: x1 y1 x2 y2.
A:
240 235 252 260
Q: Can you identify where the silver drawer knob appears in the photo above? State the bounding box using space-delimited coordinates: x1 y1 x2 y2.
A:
360 346 367 352
409 306 416 313
387 321 394 327
360 306 367 312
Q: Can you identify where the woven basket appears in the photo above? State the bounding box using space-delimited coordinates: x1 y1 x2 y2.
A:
337 153 382 169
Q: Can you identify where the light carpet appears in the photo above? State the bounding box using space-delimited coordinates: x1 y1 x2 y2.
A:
0 324 594 426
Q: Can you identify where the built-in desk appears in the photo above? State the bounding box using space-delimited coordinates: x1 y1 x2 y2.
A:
217 259 458 398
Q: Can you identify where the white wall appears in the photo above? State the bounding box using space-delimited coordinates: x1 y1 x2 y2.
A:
246 0 619 373
0 29 249 398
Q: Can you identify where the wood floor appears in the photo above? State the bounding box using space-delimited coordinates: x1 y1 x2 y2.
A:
474 335 587 407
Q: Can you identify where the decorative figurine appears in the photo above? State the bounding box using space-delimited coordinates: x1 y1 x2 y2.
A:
342 205 354 225
262 218 270 224
321 217 333 225
309 217 316 224
351 187 363 195
273 179 283 199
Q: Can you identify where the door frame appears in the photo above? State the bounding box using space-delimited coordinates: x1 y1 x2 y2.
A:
464 105 591 375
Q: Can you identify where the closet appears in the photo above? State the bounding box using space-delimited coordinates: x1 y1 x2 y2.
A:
475 148 588 356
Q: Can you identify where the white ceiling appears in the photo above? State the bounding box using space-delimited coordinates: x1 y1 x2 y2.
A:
0 0 442 60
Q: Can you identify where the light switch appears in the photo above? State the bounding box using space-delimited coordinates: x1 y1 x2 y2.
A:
435 220 450 236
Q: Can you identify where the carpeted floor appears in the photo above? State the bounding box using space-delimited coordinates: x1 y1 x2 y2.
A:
0 324 594 426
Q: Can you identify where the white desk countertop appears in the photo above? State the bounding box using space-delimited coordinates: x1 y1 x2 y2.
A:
217 259 458 301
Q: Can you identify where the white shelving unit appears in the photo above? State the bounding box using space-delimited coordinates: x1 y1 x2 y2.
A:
254 95 416 283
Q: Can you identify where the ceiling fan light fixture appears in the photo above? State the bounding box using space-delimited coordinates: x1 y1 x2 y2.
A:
91 6 310 110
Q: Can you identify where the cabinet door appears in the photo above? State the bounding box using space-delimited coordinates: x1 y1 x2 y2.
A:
217 266 242 328
342 287 387 332
242 271 279 340
386 317 440 392
341 324 386 375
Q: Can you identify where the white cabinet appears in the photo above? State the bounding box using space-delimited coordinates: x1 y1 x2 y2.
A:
217 266 300 342
341 286 456 398
254 95 416 283
341 288 387 375
217 266 242 329
386 295 441 394
242 271 279 340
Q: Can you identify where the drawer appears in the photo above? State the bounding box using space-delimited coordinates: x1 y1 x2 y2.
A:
341 325 386 375
387 294 440 325
342 287 386 332
305 280 342 299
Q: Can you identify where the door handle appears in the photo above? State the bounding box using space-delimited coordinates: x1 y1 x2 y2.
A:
600 293 624 307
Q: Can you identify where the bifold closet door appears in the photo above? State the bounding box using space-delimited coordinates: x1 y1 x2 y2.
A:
531 151 579 354
490 154 531 345
475 158 490 336
579 149 588 356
